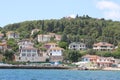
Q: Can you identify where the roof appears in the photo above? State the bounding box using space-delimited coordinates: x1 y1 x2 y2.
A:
21 47 37 50
0 43 7 46
69 42 86 45
49 47 64 50
38 34 51 37
45 43 58 46
93 42 114 47
82 54 100 59
0 34 4 37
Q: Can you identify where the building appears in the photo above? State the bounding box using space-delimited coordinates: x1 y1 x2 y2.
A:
48 33 61 41
82 54 115 68
18 39 34 49
47 47 64 62
38 34 51 42
16 47 41 62
93 42 114 51
69 42 87 50
6 31 19 39
16 39 48 62
55 35 61 41
44 43 58 49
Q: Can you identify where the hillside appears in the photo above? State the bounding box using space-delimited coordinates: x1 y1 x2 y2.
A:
1 15 120 48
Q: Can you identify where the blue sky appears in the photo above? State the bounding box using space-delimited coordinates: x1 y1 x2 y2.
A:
0 0 120 27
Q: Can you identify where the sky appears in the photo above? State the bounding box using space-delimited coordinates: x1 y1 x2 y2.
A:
0 0 120 27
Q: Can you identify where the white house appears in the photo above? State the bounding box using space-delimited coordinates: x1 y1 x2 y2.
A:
47 47 64 62
16 47 41 62
93 42 114 51
38 34 51 42
69 42 87 50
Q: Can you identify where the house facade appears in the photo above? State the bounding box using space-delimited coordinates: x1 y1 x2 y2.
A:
17 47 41 62
47 47 64 62
93 42 114 51
69 42 87 50
18 39 34 49
7 31 19 39
38 34 51 42
82 54 115 68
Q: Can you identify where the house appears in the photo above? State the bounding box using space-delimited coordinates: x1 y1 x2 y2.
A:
55 35 61 41
16 39 48 62
44 43 58 49
16 47 41 62
69 42 87 50
0 42 7 51
47 47 64 62
6 31 19 39
48 33 61 41
18 39 34 49
38 34 51 42
31 29 40 35
93 42 114 51
0 33 4 39
81 54 115 68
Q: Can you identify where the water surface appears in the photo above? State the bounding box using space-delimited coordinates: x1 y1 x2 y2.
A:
0 69 120 80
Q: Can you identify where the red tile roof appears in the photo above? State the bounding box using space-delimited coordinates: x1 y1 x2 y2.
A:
93 42 114 47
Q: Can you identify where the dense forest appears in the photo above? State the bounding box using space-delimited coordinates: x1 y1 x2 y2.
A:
1 15 120 48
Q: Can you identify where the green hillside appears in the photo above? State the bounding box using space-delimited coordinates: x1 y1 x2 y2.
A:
1 15 120 48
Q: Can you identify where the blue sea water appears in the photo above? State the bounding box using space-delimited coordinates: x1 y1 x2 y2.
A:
0 69 120 80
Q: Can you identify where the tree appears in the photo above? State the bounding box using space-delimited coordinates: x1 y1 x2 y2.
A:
7 38 19 52
67 50 81 62
3 50 15 61
61 33 68 42
58 41 68 49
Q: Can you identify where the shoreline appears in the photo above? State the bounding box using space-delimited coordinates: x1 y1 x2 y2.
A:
0 65 120 71
0 65 72 69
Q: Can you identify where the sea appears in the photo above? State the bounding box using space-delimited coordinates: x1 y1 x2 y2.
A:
0 69 120 80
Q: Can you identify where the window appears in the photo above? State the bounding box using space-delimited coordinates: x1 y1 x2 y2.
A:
27 50 31 52
22 53 26 56
27 53 31 57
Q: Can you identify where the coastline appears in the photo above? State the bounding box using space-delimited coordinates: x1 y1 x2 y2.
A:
0 65 72 69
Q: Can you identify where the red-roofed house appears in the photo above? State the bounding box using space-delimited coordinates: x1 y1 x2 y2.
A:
93 42 114 51
82 54 115 67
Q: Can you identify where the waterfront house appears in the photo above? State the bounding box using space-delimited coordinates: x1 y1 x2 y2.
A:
81 54 115 68
69 42 87 50
38 34 51 42
93 42 114 51
6 31 19 39
47 47 64 62
16 47 41 62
